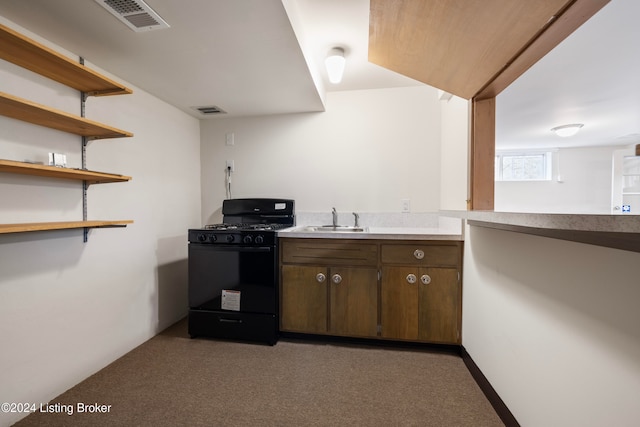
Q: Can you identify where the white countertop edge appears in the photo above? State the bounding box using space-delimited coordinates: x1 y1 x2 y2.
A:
278 226 463 240
439 210 640 233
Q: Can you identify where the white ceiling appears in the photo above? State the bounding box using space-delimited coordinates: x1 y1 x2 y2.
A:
0 0 637 150
0 0 421 119
497 0 640 150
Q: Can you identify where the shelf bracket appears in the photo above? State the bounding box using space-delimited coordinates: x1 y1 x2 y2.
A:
81 100 88 241
80 56 89 243
82 179 88 242
83 223 128 240
81 115 88 242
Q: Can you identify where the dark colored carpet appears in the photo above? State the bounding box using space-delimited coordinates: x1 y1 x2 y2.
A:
14 319 503 426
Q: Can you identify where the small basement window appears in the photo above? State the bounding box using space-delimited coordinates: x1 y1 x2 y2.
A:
495 151 552 181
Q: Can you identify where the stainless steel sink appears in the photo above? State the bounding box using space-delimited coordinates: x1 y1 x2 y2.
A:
299 225 369 233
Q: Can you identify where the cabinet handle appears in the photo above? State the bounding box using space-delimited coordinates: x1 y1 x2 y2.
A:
331 274 343 284
406 274 417 284
316 273 326 283
413 249 425 260
420 274 432 285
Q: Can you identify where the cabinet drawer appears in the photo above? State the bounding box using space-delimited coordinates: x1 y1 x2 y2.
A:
281 239 377 266
381 243 460 267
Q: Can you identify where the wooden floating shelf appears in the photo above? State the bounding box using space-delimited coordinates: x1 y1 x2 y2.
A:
0 220 133 235
0 23 133 241
0 23 132 96
0 91 133 139
0 159 131 185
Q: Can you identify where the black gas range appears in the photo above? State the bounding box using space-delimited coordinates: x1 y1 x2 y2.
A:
187 198 295 345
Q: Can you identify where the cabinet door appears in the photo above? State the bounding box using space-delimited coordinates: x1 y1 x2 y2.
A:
381 266 461 344
418 268 461 344
281 265 328 334
380 266 419 340
329 267 378 338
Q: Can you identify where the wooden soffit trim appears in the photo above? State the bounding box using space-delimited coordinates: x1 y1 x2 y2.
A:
476 0 610 99
369 0 610 100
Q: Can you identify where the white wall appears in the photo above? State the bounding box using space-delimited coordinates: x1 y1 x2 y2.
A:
440 95 469 210
0 19 201 426
462 225 640 426
200 86 441 224
495 146 622 213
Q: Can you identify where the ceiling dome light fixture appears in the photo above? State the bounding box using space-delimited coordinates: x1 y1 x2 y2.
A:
325 47 346 84
551 123 584 137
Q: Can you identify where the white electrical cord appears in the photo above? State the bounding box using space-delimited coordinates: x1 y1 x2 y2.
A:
226 166 232 199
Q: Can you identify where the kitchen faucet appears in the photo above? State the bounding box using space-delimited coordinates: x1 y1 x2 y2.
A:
353 212 360 227
332 207 338 227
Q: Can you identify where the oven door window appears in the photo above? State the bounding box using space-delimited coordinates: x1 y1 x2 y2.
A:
188 244 276 314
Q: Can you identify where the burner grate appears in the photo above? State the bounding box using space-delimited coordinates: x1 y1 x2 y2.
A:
203 223 291 231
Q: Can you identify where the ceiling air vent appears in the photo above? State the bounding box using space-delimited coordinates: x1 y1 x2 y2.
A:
94 0 170 32
193 106 227 116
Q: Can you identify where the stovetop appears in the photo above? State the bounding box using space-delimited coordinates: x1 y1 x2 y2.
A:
203 223 291 232
189 198 294 245
188 223 292 245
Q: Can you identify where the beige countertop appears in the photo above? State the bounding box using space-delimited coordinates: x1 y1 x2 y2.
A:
278 211 639 249
441 210 640 253
442 210 640 233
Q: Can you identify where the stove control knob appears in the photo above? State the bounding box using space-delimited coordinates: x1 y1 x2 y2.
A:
255 235 264 244
209 234 217 243
197 233 207 242
226 234 235 243
243 235 253 244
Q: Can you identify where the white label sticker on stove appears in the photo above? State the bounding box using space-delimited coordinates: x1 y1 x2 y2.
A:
274 203 286 210
221 290 241 311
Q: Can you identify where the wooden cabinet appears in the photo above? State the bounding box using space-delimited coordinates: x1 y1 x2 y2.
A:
380 243 462 344
329 266 378 337
0 23 133 237
280 239 378 338
280 238 463 344
381 266 460 343
281 264 328 334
